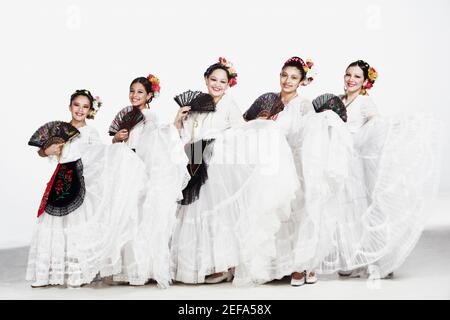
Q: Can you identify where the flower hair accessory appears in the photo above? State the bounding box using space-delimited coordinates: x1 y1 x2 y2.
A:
218 57 238 87
88 95 103 119
92 96 102 112
363 66 378 90
358 64 378 95
147 74 161 98
284 56 317 84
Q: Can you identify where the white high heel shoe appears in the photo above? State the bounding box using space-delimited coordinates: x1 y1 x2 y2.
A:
31 281 49 288
290 271 306 286
305 271 317 284
205 271 233 284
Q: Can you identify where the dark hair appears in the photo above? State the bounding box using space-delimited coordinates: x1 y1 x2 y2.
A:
70 89 93 108
69 89 95 119
347 60 370 80
282 57 307 81
204 63 232 80
130 77 154 103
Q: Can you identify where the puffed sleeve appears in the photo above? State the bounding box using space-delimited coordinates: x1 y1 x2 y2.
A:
299 97 315 116
360 96 378 121
227 97 245 128
87 126 103 145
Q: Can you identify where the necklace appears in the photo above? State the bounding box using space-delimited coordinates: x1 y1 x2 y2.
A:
191 112 201 142
188 113 203 177
343 94 358 108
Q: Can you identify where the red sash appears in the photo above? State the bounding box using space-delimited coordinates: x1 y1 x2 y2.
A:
37 164 61 217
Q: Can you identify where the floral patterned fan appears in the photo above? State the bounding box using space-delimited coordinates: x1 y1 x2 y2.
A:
28 121 80 149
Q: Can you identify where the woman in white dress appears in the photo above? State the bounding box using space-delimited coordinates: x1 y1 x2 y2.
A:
27 90 146 287
170 58 300 285
244 56 345 286
109 75 189 288
313 60 442 279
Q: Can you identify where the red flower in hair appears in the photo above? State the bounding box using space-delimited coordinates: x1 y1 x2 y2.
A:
147 74 161 98
229 77 238 87
364 82 374 90
152 83 160 93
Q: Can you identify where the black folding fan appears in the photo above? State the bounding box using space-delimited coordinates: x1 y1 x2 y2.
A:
108 106 144 136
174 90 216 112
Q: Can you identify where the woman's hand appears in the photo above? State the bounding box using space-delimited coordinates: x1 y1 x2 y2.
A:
40 143 65 157
113 129 129 143
174 106 191 129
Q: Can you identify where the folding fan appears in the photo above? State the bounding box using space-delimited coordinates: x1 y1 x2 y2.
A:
243 93 284 121
312 94 348 122
28 121 80 149
108 106 144 136
174 90 216 112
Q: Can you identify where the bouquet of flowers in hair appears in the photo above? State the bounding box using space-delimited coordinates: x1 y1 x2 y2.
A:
218 57 238 87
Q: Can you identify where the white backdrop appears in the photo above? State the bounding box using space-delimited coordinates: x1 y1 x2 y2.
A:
0 0 449 248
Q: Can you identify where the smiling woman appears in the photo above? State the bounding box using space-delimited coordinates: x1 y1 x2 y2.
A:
106 74 189 288
26 89 147 288
243 56 320 286
169 57 301 286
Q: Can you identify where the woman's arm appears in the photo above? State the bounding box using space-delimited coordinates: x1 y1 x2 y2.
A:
228 99 245 127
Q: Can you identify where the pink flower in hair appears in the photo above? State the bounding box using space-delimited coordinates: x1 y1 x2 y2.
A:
218 57 238 87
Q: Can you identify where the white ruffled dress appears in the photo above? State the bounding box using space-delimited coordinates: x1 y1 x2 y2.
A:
111 108 190 288
289 95 442 278
240 95 351 281
26 125 146 287
170 93 300 285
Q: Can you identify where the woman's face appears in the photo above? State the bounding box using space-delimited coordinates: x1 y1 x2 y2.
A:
70 95 91 122
344 66 368 94
280 66 302 94
129 82 152 108
205 68 229 99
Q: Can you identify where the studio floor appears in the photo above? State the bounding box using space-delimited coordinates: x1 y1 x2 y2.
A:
1 197 449 300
